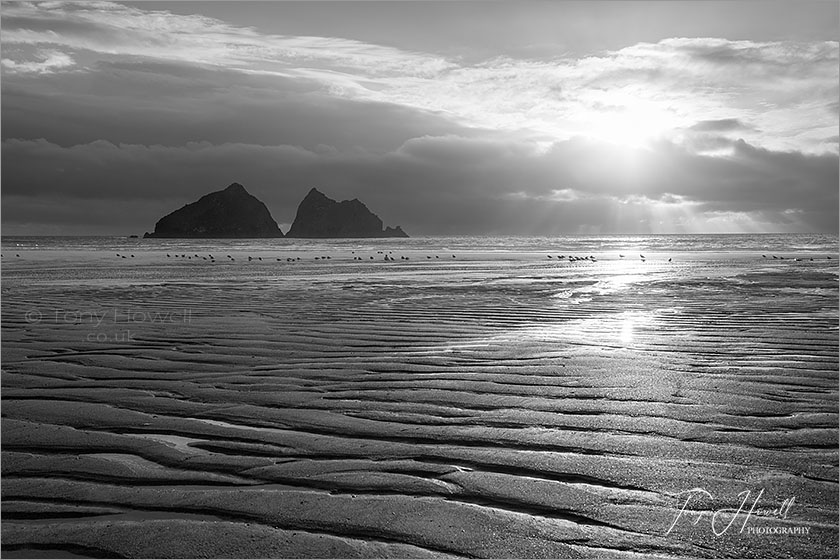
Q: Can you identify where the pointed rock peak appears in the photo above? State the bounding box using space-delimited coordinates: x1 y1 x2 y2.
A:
305 187 328 198
225 182 247 193
287 188 408 238
145 183 284 238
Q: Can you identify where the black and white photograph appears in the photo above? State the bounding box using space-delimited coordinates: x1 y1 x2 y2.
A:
1 1 838 558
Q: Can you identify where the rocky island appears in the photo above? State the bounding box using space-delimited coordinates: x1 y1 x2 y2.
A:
144 183 284 238
286 188 408 238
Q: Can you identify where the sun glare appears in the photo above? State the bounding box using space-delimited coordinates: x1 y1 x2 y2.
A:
587 98 677 148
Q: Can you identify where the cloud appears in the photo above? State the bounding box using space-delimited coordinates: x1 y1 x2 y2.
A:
2 2 837 155
0 1 454 76
1 49 75 73
689 118 751 132
1 59 475 152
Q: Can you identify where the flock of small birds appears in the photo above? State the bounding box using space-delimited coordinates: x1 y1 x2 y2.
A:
762 254 829 262
548 254 598 262
2 252 835 264
152 250 459 263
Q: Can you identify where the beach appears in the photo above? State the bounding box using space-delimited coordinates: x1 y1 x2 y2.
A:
1 234 838 558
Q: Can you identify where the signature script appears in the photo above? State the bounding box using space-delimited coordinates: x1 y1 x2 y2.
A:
666 488 795 536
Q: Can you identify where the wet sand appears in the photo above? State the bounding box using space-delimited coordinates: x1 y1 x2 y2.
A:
2 246 838 558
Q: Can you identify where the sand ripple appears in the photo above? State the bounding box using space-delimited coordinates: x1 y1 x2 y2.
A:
2 251 837 558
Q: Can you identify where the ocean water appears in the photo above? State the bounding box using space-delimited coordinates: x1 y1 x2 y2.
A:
3 232 838 254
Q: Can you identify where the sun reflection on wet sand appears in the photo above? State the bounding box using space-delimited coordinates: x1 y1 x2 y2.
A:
619 317 635 345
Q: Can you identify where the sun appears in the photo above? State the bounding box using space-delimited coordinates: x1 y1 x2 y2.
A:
587 98 677 149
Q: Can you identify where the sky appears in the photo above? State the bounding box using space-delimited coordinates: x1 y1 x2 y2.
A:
1 0 838 236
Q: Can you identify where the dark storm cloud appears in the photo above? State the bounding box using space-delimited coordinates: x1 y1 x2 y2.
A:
1 60 470 152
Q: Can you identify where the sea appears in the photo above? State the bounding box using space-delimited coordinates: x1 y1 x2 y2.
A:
2 232 838 254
